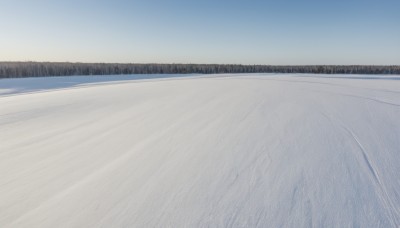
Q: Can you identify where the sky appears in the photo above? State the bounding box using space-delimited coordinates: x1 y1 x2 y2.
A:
0 0 399 65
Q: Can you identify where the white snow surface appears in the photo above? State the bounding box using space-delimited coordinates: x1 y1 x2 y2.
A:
1 74 400 227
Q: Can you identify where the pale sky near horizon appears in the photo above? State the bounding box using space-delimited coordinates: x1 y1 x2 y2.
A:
0 0 399 65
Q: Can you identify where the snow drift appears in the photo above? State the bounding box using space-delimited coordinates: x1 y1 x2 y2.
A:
1 74 400 227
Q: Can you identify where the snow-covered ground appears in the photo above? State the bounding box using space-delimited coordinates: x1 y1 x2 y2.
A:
1 74 400 227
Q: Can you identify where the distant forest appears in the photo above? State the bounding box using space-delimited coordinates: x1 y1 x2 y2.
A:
0 62 399 78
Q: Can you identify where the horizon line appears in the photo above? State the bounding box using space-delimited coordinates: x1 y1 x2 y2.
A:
1 61 399 67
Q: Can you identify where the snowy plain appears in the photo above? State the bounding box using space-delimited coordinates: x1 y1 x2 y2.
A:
1 74 400 227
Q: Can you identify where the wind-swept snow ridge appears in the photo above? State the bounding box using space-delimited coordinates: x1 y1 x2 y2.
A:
1 74 400 227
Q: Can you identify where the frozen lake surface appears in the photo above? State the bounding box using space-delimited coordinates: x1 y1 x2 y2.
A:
1 74 400 227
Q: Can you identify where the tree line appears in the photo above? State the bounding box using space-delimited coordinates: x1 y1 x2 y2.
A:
0 62 399 78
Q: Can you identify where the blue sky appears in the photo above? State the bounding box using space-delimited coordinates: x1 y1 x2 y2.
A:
0 0 399 64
